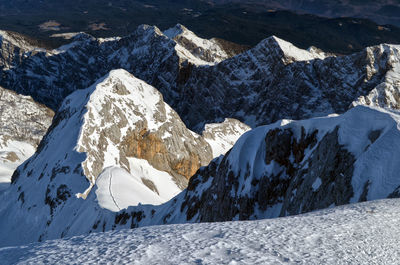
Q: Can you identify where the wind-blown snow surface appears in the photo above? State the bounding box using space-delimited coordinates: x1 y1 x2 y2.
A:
2 198 400 265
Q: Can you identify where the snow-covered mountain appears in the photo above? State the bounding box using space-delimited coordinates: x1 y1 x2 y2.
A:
202 118 250 157
2 197 398 265
178 106 400 222
0 86 53 191
0 69 248 246
2 24 400 253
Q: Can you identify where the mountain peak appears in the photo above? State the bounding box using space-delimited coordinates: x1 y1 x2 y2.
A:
257 35 328 63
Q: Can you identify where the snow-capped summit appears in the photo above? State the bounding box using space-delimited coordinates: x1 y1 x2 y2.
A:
72 69 213 196
1 24 400 135
259 35 328 63
202 118 251 157
163 23 189 39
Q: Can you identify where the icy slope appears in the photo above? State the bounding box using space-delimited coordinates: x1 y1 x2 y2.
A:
2 198 400 265
0 86 53 190
95 167 164 212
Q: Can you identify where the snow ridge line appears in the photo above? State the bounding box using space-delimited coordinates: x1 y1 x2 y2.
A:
108 170 121 211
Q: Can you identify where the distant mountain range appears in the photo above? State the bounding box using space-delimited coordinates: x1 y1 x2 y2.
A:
0 0 399 54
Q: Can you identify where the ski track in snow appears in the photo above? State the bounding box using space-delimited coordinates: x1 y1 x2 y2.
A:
2 198 400 264
108 170 121 211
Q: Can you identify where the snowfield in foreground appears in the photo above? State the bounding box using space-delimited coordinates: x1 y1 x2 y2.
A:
2 198 400 265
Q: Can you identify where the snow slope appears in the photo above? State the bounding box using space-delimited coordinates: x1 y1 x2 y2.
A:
95 167 164 212
2 105 400 248
2 198 400 265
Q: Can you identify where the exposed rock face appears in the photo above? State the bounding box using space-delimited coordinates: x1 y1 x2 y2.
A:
280 127 355 216
180 126 354 222
0 86 53 189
